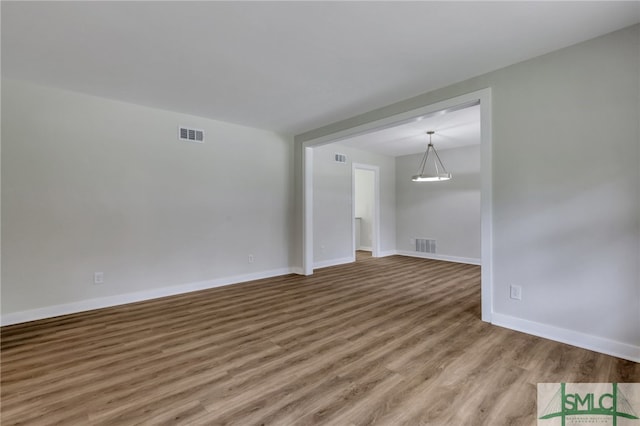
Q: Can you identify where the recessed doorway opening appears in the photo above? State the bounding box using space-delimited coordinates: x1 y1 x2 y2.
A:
353 164 379 258
302 88 492 322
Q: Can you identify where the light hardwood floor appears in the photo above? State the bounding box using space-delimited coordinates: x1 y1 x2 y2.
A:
1 255 638 425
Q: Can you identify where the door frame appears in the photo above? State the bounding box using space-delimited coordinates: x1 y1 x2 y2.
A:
352 163 380 258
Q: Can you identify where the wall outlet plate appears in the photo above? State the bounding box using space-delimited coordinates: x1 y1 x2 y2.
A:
510 284 522 300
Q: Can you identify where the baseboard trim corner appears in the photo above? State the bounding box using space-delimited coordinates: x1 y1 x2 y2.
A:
314 256 355 269
289 267 305 275
491 312 640 363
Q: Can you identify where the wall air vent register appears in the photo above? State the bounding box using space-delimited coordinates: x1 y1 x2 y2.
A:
334 153 347 163
415 238 436 254
179 126 204 143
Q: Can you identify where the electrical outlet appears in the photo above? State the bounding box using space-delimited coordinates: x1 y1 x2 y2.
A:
248 255 254 264
510 284 522 300
94 272 104 285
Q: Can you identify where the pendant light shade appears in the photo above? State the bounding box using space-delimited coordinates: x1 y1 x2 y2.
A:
411 131 451 182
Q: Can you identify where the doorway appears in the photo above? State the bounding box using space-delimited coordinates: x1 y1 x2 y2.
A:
353 164 379 258
301 88 493 322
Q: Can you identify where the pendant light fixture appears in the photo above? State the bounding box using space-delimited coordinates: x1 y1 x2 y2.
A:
411 131 452 182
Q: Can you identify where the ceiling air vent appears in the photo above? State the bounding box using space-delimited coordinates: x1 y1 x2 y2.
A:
334 153 347 164
178 126 204 143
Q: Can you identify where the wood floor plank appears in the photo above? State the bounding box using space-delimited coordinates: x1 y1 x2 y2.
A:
2 254 638 425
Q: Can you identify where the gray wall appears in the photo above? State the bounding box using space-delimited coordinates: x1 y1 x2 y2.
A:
2 79 294 315
313 143 395 266
3 24 638 358
296 25 640 352
396 145 481 260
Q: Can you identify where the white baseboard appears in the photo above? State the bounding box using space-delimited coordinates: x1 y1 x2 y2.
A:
377 250 397 257
289 267 305 275
5 265 638 363
1 267 297 326
356 246 372 251
314 256 355 269
396 250 481 265
491 312 640 363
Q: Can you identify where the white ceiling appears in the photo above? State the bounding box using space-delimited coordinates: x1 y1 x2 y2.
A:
2 2 639 135
336 104 480 157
